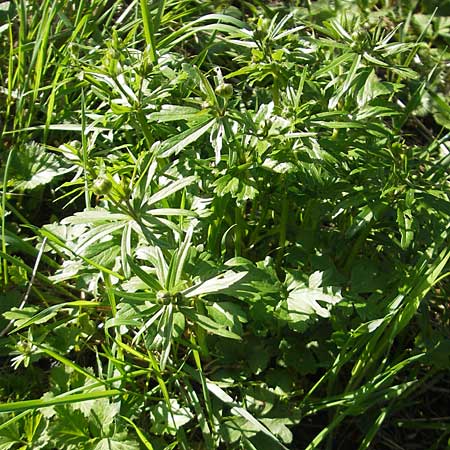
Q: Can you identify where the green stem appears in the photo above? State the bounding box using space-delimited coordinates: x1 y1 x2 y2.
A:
1 148 15 289
272 74 280 109
80 89 90 209
343 221 373 275
195 301 209 358
140 0 159 65
234 204 244 257
276 182 288 272
135 109 154 149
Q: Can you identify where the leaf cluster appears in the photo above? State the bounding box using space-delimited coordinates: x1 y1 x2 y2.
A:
1 1 450 449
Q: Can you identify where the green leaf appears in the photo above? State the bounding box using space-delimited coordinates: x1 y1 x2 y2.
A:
351 259 389 294
147 208 196 217
279 279 342 332
260 418 293 444
157 120 215 158
120 416 154 450
127 256 163 291
0 390 121 413
87 397 120 434
430 91 450 129
397 207 414 250
287 287 341 318
94 434 139 450
149 399 193 435
159 304 174 370
83 239 121 267
3 306 46 328
148 105 205 122
110 99 133 114
200 376 290 450
0 291 23 329
147 176 197 206
206 301 247 332
180 308 242 340
182 270 248 298
9 301 101 333
46 404 89 448
9 142 73 190
0 438 17 450
61 209 129 224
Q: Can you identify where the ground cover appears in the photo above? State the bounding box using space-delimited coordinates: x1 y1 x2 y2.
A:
1 0 450 449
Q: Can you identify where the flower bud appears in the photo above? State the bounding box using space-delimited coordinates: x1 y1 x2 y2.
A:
92 176 112 195
215 82 233 98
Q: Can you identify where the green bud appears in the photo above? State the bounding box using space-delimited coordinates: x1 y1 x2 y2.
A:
391 142 402 152
156 291 171 305
256 17 271 32
69 140 81 149
215 82 233 98
92 176 112 195
351 30 365 42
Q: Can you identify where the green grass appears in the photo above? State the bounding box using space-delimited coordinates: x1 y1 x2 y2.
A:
1 0 450 449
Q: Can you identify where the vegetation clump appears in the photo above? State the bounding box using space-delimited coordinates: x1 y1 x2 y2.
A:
1 1 450 449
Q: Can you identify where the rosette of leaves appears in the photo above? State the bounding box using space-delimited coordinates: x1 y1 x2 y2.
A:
111 226 249 370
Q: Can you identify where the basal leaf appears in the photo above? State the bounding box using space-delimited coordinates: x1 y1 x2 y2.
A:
9 142 73 190
94 435 139 450
149 399 193 435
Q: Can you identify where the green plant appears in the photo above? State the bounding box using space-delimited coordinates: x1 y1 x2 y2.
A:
1 1 450 449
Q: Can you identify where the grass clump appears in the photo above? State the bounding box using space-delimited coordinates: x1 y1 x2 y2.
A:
1 1 450 449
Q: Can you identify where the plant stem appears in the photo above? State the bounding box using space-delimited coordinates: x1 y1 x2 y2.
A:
276 180 288 272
